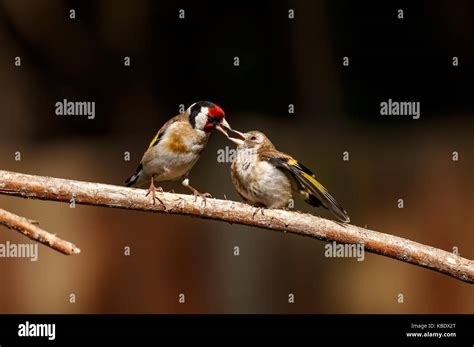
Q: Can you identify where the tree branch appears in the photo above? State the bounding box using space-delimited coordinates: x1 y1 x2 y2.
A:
0 169 472 284
0 207 80 255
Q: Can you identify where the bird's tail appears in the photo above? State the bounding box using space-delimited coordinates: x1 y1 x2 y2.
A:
125 163 144 187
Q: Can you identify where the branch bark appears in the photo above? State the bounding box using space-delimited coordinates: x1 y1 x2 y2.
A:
0 169 472 284
0 207 80 255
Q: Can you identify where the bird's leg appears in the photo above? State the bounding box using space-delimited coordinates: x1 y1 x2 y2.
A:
145 177 164 206
182 178 212 203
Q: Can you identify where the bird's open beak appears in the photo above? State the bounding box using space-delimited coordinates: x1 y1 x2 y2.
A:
227 129 246 146
215 118 232 137
215 118 246 145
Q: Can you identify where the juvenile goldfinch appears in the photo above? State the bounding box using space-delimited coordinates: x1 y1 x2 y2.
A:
125 101 235 203
228 130 350 223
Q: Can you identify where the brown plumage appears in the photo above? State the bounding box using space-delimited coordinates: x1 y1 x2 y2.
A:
228 130 350 223
125 101 234 203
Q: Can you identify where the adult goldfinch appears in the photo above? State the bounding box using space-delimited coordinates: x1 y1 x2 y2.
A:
125 101 237 203
228 130 350 223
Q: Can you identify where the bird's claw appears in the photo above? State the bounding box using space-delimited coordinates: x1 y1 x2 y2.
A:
172 197 185 210
146 185 165 207
252 206 265 219
193 191 212 205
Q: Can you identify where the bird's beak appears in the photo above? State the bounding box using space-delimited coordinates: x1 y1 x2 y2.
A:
227 129 246 146
215 118 232 137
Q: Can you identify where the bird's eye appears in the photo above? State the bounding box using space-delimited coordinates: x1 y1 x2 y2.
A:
250 136 257 141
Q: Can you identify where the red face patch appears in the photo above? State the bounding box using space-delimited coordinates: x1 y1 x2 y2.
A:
203 104 225 132
207 104 225 119
204 122 215 131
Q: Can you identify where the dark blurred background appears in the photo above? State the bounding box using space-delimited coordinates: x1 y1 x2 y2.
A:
0 0 473 313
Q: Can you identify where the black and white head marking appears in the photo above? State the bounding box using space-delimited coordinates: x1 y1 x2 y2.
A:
187 101 215 130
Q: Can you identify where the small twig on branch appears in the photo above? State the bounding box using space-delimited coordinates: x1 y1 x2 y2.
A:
0 169 472 283
0 207 80 255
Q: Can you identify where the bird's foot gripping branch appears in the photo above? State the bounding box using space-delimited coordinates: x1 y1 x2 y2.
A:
0 169 473 284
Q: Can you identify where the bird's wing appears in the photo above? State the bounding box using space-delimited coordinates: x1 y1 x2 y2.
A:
147 113 187 149
261 151 350 223
125 113 187 186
